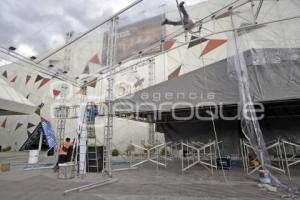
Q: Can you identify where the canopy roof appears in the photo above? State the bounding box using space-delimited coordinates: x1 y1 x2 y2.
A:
115 48 300 114
0 78 36 115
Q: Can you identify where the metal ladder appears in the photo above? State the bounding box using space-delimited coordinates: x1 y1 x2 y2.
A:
102 125 111 174
77 103 89 177
86 120 100 173
78 102 102 175
55 106 68 160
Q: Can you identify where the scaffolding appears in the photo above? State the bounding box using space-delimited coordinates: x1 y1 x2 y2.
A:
240 138 285 176
282 140 300 182
102 16 117 178
181 140 218 173
27 1 300 195
130 142 168 168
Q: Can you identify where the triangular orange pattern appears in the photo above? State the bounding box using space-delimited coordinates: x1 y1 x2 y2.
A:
199 39 227 57
90 54 100 64
164 39 176 50
38 78 50 89
88 80 97 88
15 123 23 130
10 76 17 83
1 118 7 128
52 89 61 97
25 75 31 85
168 65 181 80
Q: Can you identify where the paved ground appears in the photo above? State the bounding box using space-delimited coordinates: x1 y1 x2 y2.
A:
0 152 299 200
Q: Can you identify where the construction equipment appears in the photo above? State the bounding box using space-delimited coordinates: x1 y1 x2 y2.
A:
77 101 103 176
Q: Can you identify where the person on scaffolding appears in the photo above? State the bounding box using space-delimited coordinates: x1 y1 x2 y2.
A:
161 1 195 30
86 102 98 138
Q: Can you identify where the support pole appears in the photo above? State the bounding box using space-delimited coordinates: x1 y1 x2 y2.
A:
103 16 118 177
148 115 155 145
38 132 43 160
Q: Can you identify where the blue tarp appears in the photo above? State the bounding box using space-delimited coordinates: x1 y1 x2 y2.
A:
41 121 57 150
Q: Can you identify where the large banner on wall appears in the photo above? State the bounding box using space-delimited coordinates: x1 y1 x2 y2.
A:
102 15 165 65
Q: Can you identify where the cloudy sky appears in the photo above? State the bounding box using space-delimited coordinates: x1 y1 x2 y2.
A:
0 0 205 58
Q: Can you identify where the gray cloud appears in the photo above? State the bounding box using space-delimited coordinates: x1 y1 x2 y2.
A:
0 0 204 57
0 0 117 54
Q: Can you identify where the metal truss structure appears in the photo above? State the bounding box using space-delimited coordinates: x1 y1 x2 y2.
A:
130 143 168 168
181 140 218 173
282 140 300 182
240 139 286 176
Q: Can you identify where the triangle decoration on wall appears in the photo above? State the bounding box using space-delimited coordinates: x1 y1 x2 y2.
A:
41 117 48 122
10 75 17 83
164 39 176 50
1 118 7 128
199 39 227 57
15 123 23 130
82 64 90 74
25 75 32 85
38 78 50 89
188 36 208 49
88 79 97 88
89 54 101 65
2 71 7 78
34 74 44 83
52 89 61 97
168 65 182 80
27 123 35 129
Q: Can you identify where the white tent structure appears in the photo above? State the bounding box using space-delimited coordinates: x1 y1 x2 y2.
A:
0 78 36 115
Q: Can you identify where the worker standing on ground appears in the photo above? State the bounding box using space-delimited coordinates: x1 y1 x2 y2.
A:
161 1 195 30
54 137 72 171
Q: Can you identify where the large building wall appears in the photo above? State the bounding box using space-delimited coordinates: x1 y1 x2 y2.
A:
0 0 299 151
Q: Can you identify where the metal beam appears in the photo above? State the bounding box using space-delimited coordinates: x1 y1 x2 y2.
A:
37 0 143 64
254 0 264 21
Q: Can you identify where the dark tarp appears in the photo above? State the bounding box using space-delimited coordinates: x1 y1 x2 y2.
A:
114 48 300 114
114 48 300 153
156 116 300 154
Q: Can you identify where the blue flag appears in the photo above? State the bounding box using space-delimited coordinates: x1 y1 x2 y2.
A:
41 121 57 150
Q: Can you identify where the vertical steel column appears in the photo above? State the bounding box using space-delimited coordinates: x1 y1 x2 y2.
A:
103 17 117 177
148 58 155 146
148 115 155 145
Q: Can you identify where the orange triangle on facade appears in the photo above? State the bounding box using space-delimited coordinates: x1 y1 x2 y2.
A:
1 118 7 128
199 39 227 57
10 76 17 83
25 75 31 85
38 78 50 89
88 79 97 88
90 54 100 65
164 39 176 50
168 65 181 80
52 89 61 97
15 123 23 130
